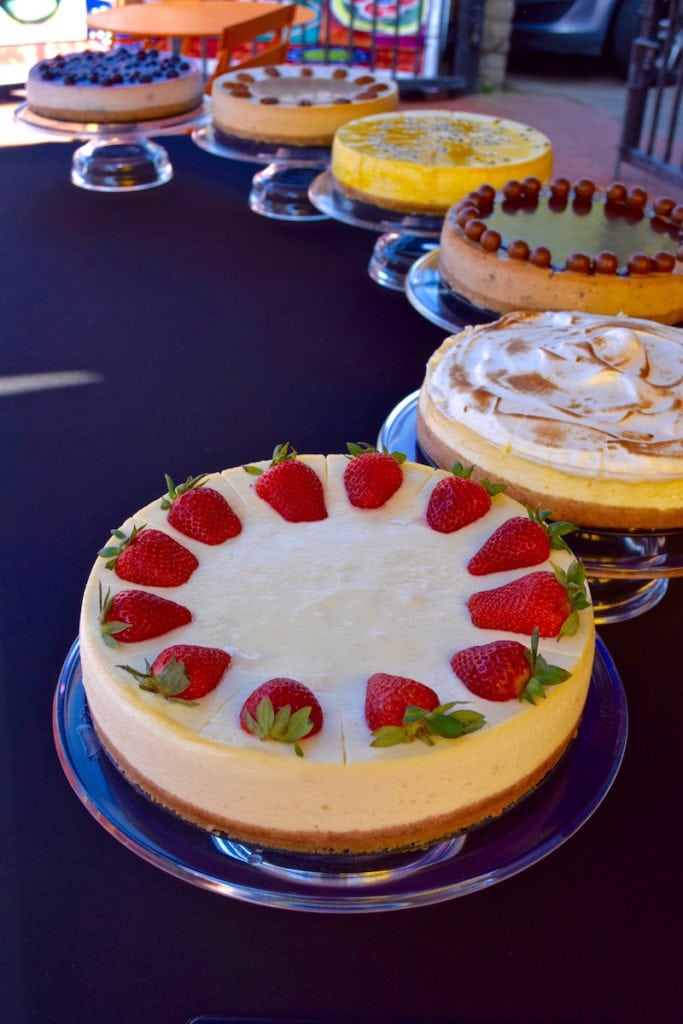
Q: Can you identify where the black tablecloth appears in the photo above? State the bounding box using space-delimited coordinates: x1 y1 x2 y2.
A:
1 134 680 1024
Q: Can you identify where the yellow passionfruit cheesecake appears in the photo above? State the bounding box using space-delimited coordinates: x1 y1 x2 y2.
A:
210 64 398 145
418 311 683 530
79 448 594 854
330 110 553 213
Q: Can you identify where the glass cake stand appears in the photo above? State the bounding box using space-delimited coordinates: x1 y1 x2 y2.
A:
14 102 210 192
308 170 442 291
53 635 626 913
378 391 683 624
406 248 499 330
192 124 329 221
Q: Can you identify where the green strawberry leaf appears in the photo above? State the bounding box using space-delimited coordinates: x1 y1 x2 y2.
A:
522 628 573 702
117 656 191 700
527 506 576 552
346 441 407 464
371 703 486 746
161 473 208 508
245 698 314 755
371 726 410 747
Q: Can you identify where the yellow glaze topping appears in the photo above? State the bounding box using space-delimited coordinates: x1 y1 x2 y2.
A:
331 111 553 213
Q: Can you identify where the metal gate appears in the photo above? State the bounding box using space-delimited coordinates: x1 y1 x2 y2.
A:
617 0 683 188
289 0 485 94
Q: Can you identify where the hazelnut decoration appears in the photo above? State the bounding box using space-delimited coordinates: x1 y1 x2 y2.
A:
453 177 682 277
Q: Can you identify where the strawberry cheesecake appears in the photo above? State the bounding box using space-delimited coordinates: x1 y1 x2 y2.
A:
210 64 398 146
439 176 683 324
417 310 683 531
79 446 595 854
26 46 203 123
329 110 553 213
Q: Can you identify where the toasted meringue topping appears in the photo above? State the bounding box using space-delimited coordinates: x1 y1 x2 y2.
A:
425 311 683 478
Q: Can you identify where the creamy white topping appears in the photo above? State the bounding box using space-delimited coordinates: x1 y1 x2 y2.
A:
425 311 683 479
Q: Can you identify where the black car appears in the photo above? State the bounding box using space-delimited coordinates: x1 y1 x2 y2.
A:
511 0 646 73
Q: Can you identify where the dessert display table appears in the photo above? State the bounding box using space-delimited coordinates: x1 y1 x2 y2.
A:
1 133 680 1024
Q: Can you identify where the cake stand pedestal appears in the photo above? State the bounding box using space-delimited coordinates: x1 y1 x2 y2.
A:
377 391 683 624
192 126 329 221
308 170 442 291
406 248 499 329
14 103 210 192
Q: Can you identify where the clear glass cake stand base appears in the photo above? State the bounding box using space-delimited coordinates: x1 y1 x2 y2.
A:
53 636 626 912
406 247 499 329
15 102 210 192
378 391 683 624
308 170 442 290
192 125 328 221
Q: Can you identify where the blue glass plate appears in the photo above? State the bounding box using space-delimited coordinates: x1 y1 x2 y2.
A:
53 637 626 913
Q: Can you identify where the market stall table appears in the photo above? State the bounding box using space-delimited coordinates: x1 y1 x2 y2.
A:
0 132 680 1024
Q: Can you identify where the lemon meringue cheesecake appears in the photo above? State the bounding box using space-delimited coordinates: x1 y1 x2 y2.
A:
418 311 683 531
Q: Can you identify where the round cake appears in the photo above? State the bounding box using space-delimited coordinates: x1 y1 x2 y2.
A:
329 110 553 214
417 310 683 531
26 46 203 123
79 447 594 855
439 176 683 325
210 64 398 146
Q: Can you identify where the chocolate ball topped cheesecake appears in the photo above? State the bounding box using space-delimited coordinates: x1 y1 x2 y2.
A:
439 176 683 324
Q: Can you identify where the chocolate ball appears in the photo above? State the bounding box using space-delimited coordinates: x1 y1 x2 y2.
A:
550 177 571 199
627 252 655 274
480 229 502 252
508 239 530 261
654 196 676 217
529 246 552 268
574 178 596 201
566 252 592 274
594 250 619 274
522 176 542 199
464 219 487 241
653 250 676 272
502 180 523 202
606 182 628 203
